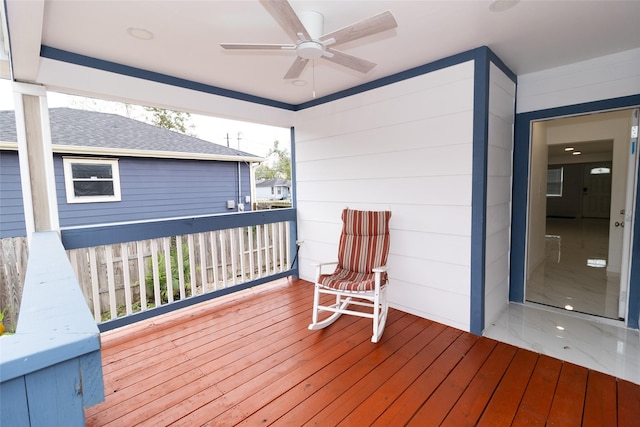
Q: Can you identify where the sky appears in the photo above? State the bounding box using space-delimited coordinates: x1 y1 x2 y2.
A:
0 79 290 158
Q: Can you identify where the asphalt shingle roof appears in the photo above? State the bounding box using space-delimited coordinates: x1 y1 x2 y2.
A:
0 108 261 159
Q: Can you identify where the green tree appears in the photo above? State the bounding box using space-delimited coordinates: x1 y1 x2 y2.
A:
256 140 291 180
144 106 196 136
68 95 197 137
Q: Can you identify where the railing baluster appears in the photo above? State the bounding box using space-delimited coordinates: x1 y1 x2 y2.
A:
239 227 247 282
197 232 206 293
219 230 228 288
271 223 277 275
187 234 196 296
209 231 219 290
229 228 237 286
278 222 285 273
256 225 263 278
136 240 146 311
150 239 161 307
264 224 270 275
88 247 101 321
286 221 291 270
248 225 255 281
176 235 186 299
121 243 133 315
163 237 173 304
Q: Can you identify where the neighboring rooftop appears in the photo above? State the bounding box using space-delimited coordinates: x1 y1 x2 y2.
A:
256 179 291 188
0 108 263 161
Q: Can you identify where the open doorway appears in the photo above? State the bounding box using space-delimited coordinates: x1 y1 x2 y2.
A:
525 109 636 321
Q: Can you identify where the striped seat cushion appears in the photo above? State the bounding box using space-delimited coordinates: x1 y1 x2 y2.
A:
319 267 388 291
320 209 391 291
338 208 391 273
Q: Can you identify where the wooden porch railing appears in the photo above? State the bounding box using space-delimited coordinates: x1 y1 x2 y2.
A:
0 231 104 425
61 209 298 331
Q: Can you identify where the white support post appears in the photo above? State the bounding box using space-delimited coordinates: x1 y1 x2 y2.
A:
13 82 60 243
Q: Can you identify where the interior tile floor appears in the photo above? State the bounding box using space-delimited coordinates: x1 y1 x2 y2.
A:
526 217 620 319
484 303 640 384
486 216 639 384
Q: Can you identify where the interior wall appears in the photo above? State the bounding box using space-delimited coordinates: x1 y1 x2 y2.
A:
546 163 585 218
294 61 475 331
484 63 516 327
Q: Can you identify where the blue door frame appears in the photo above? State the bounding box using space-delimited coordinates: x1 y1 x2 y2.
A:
510 94 640 329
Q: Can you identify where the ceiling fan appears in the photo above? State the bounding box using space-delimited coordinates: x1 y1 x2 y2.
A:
220 0 398 79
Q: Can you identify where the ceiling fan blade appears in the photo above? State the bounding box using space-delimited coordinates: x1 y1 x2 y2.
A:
284 57 309 79
320 11 397 47
220 43 295 50
260 0 311 41
324 48 376 73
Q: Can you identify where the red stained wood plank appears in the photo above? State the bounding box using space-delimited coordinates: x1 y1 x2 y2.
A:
85 279 640 427
303 317 438 426
618 378 640 427
235 316 424 426
546 362 589 427
337 322 452 426
582 370 617 427
371 331 478 426
170 311 407 426
511 354 563 426
476 348 539 426
440 342 518 427
406 337 498 426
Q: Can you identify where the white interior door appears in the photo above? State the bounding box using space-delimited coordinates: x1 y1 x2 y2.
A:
582 162 613 218
618 108 639 319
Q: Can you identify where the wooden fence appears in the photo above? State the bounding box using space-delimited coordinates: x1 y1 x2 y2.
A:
0 237 28 333
0 221 291 326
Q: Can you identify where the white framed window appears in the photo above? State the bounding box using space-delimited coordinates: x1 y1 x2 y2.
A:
547 166 563 197
63 157 121 203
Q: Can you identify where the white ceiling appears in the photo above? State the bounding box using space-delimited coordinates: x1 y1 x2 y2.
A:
5 0 640 106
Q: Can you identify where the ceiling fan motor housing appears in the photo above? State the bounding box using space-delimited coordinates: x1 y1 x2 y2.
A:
297 41 324 59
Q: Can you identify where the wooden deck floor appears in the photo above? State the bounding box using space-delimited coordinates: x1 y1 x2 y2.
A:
86 278 640 426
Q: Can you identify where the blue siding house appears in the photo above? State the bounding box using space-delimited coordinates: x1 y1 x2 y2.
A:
0 108 263 238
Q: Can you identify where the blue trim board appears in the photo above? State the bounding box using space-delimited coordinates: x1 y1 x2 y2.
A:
97 270 296 332
61 208 297 249
40 44 512 112
630 171 640 329
510 95 640 329
469 47 491 335
40 46 296 111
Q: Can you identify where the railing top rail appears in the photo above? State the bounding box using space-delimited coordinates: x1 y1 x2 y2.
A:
0 231 101 382
61 208 296 249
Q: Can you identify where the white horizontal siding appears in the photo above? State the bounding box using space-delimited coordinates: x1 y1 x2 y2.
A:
295 61 475 331
517 48 640 114
484 63 515 327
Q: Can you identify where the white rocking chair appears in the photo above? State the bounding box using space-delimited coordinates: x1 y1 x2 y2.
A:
308 208 391 343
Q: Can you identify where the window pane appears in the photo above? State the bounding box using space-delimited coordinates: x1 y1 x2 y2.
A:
71 163 113 179
73 181 115 197
547 167 563 197
590 167 611 175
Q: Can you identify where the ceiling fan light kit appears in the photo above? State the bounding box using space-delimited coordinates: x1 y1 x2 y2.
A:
220 0 397 81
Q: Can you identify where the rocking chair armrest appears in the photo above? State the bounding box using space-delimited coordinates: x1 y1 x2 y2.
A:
372 266 389 273
311 261 339 268
312 261 338 282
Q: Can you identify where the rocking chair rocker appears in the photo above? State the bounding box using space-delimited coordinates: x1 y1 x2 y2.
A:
308 208 391 343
